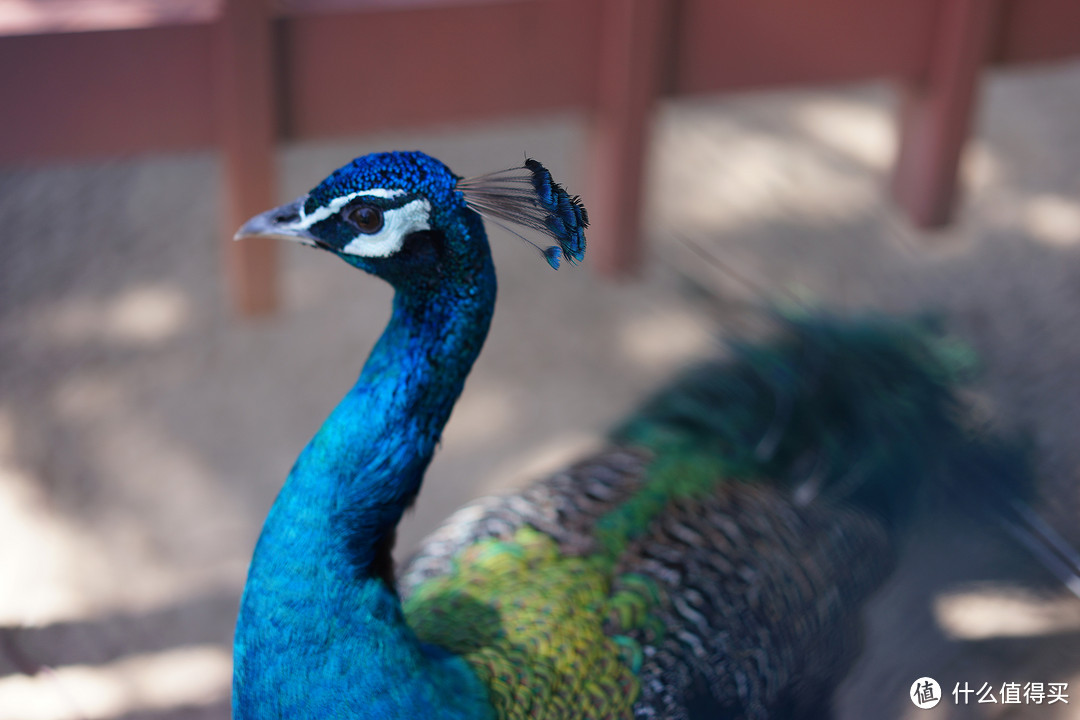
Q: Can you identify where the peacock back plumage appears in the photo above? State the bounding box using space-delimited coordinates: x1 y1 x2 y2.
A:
400 317 981 720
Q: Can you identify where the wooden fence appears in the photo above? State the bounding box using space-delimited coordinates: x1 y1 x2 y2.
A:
2 0 1078 314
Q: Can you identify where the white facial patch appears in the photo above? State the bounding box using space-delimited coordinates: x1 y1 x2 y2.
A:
340 198 432 258
295 188 405 230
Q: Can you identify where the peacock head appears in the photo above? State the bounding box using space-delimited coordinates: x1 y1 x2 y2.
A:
235 151 587 290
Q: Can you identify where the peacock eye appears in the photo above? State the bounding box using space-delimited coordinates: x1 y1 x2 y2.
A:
346 204 384 234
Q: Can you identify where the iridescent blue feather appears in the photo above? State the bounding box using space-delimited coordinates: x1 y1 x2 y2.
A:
456 158 587 269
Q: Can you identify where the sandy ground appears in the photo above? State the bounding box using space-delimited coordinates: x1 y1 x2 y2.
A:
1 59 1079 719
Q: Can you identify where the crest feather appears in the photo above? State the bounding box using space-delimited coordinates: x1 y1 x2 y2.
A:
457 158 588 269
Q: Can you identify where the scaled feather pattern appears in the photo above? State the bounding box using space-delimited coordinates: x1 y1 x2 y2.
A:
400 316 1006 720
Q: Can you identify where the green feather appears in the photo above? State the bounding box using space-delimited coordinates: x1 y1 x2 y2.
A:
405 526 644 720
405 314 1016 719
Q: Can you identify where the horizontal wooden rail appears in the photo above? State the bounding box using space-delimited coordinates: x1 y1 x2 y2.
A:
279 0 601 140
5 0 1077 163
2 0 1078 310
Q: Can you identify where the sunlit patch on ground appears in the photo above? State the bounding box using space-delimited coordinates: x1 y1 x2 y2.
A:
936 588 1080 640
794 96 896 169
26 284 191 350
0 441 104 626
1023 194 1080 248
0 645 230 720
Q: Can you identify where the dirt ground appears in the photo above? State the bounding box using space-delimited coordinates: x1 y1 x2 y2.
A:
1 60 1079 719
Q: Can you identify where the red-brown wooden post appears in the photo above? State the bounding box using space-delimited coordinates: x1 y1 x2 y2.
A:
587 0 675 276
217 0 279 316
892 0 1004 228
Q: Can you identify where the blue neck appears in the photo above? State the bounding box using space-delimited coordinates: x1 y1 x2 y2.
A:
233 257 497 719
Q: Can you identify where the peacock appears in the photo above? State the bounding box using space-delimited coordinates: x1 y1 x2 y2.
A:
230 150 1056 719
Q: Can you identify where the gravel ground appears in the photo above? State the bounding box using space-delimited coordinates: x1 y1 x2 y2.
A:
1 60 1078 720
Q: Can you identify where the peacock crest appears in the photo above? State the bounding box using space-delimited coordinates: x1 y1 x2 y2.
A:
456 158 588 269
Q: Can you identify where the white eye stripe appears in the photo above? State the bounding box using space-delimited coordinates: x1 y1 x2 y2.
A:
296 188 406 229
341 198 432 258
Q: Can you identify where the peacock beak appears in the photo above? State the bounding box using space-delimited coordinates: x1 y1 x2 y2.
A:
234 197 322 247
